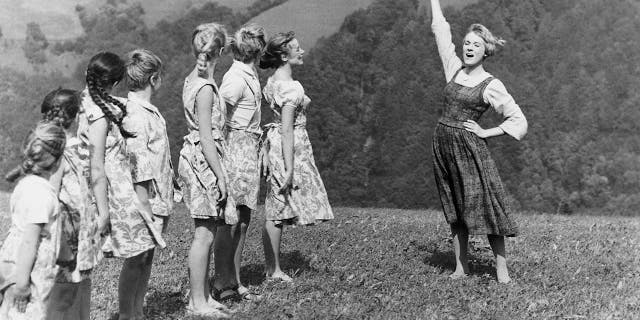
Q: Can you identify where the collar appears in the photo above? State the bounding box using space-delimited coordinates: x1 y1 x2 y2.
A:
127 92 160 114
231 60 258 79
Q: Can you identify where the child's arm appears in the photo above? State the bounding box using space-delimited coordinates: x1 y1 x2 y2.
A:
134 181 154 221
87 118 110 234
8 223 43 312
196 85 227 201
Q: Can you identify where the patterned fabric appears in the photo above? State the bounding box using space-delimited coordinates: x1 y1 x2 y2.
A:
56 137 102 283
177 71 237 223
262 79 334 225
77 89 156 258
432 71 518 236
123 92 174 218
224 130 261 210
0 175 61 320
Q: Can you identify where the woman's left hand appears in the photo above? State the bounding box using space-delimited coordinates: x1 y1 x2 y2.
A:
463 120 488 138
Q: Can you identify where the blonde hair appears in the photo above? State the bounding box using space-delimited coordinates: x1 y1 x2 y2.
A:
192 23 228 78
230 23 266 63
126 49 163 91
468 23 506 57
5 122 66 182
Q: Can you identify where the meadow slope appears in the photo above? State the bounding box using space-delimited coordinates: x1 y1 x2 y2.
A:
0 192 637 319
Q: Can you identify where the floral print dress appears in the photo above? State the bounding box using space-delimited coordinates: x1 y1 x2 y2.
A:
123 93 174 230
177 70 237 224
56 136 102 282
263 79 334 225
0 175 61 320
77 89 157 258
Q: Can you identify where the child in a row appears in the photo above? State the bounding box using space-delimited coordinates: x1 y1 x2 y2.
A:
0 122 67 320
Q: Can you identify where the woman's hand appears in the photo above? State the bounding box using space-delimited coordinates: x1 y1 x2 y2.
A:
7 284 31 313
259 143 270 177
278 170 294 195
97 215 110 237
463 120 489 138
217 178 228 203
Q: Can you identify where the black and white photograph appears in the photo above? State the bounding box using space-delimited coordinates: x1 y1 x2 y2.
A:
0 0 638 319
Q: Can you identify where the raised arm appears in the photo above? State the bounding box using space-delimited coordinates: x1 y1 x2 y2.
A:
431 0 462 82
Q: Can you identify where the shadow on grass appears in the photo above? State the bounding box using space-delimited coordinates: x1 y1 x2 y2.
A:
144 290 186 319
241 250 316 286
419 241 496 277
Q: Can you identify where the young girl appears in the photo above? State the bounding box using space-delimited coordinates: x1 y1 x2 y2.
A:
42 89 102 320
430 0 527 283
121 48 174 317
259 32 334 282
78 51 163 319
217 23 267 301
0 122 67 320
176 23 233 317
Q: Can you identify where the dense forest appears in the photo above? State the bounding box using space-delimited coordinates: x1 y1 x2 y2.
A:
1 0 639 215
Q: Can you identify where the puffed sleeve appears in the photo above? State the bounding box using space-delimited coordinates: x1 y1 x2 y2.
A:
275 82 304 110
219 73 245 107
122 105 155 183
16 181 57 224
431 18 462 82
484 79 528 140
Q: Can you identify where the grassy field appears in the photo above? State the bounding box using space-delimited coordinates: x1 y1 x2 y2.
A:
0 191 639 319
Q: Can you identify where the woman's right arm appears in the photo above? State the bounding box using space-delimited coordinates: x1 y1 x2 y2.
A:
279 104 295 194
87 118 110 234
431 0 462 82
196 85 227 202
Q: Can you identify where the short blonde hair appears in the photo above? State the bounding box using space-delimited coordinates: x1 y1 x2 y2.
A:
125 49 163 91
192 23 228 77
230 23 266 63
468 23 505 57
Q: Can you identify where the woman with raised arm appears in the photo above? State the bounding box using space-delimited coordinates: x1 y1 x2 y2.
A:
430 0 527 284
259 32 334 283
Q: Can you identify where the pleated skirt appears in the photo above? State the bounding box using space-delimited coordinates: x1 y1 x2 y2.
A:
432 123 518 236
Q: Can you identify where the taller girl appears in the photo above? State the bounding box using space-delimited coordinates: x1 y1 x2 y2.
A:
79 52 162 319
430 0 527 283
218 23 266 300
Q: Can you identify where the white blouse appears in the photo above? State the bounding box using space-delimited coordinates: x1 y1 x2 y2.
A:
432 17 528 140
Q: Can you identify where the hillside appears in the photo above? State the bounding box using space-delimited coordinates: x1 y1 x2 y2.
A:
0 0 252 40
251 0 478 48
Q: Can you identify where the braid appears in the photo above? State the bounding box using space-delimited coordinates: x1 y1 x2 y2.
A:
86 72 135 138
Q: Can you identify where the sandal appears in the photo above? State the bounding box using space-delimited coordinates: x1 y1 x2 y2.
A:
211 287 240 302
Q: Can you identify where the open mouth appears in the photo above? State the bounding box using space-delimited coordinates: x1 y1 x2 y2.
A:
465 53 475 58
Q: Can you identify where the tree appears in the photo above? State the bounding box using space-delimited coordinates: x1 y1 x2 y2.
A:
22 22 49 65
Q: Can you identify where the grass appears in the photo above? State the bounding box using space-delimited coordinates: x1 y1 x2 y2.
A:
1 192 639 319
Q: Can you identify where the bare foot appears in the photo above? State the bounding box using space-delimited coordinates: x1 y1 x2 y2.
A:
449 272 468 280
267 271 293 283
496 264 511 284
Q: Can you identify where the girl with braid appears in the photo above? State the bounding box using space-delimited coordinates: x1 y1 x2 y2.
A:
41 89 102 320
0 122 67 320
176 23 233 317
77 52 164 319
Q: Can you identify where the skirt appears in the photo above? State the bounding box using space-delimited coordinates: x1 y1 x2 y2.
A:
432 123 518 236
265 126 334 225
224 130 261 211
177 133 238 224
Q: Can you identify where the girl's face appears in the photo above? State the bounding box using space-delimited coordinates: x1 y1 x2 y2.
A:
285 39 305 66
462 32 486 67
